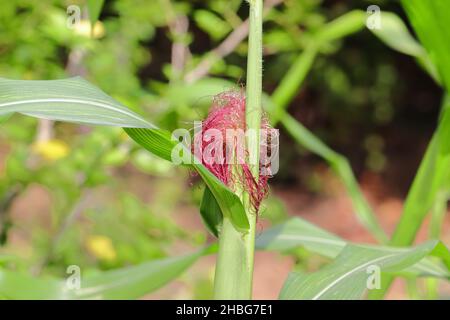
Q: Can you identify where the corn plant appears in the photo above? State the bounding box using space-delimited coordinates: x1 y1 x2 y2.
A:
0 0 450 300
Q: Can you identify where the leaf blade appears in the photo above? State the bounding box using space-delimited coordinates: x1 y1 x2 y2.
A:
279 240 450 300
0 250 204 300
256 218 450 279
0 77 154 128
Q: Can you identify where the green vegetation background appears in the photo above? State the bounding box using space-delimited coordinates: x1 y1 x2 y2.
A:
0 0 445 299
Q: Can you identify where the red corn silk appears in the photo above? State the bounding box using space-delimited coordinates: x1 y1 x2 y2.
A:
194 91 273 212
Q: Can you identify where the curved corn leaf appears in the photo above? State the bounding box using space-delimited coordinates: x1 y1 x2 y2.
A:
0 77 154 128
316 10 366 43
280 240 450 300
256 218 450 279
369 12 439 82
0 77 248 232
256 217 345 258
371 12 425 57
123 127 176 162
0 250 204 300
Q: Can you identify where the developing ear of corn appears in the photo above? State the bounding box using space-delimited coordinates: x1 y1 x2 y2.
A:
194 91 273 212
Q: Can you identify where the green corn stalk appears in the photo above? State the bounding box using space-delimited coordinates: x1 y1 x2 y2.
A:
213 0 263 299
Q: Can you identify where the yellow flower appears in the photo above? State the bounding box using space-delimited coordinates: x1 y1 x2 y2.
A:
73 20 105 39
32 139 69 161
86 235 117 262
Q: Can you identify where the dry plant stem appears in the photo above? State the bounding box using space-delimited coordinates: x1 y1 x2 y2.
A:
184 0 282 84
213 0 263 300
35 119 54 142
170 14 190 77
162 0 190 79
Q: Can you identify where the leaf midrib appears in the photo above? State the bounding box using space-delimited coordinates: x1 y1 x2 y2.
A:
311 253 397 300
0 98 151 126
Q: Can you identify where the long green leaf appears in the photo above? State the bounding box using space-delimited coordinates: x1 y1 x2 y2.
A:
87 0 105 28
316 10 365 43
0 77 153 128
401 0 450 92
0 77 249 232
370 100 450 299
279 241 450 300
393 2 450 245
0 250 204 300
123 127 176 162
256 217 345 258
73 250 203 299
385 100 450 255
256 218 450 279
371 12 424 57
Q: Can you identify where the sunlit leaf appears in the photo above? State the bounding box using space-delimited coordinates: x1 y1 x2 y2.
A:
256 218 450 279
280 240 450 300
0 77 153 128
371 12 424 57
